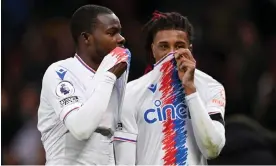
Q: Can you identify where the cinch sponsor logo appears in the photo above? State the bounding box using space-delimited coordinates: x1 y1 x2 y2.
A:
144 100 188 124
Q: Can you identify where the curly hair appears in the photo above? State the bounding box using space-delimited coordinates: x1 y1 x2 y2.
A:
143 11 194 67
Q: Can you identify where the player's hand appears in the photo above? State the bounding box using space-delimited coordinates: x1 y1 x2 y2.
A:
108 62 127 78
174 48 196 95
108 47 130 79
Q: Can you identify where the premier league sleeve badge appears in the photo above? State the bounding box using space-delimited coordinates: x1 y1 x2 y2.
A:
55 81 75 98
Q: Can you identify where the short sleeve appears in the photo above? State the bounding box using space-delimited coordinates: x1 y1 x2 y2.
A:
41 64 85 121
114 84 138 143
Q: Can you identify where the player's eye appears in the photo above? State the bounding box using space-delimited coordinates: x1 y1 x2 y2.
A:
107 32 116 36
176 45 185 49
159 45 168 50
107 28 121 37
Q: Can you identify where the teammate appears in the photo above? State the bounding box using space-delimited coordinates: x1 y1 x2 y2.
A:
37 5 130 165
114 11 226 165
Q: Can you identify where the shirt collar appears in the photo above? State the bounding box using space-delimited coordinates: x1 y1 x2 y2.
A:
74 54 96 73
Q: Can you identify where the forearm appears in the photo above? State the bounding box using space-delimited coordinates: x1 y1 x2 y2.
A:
186 92 225 159
64 72 116 140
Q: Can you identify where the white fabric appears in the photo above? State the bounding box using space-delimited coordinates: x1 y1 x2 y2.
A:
64 72 116 140
65 48 131 140
186 92 225 159
114 53 226 165
37 47 131 165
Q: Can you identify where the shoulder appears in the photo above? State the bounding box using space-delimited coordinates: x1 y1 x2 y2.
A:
194 69 226 110
127 71 153 93
194 69 224 90
123 72 154 108
43 57 76 83
194 69 225 103
42 57 81 99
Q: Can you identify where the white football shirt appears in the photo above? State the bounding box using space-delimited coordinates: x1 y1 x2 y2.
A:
37 51 129 165
114 54 226 165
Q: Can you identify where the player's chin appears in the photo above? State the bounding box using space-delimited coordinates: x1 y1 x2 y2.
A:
96 50 109 61
106 46 117 55
101 49 112 57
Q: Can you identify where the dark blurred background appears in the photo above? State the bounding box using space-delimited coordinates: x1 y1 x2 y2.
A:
2 0 276 164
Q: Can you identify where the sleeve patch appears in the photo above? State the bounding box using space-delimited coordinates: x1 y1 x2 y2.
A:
56 68 67 80
211 89 226 107
211 99 225 106
55 81 75 98
59 96 79 107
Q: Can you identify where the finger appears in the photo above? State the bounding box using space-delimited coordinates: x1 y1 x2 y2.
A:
189 53 196 63
176 57 194 71
115 62 127 68
177 56 195 65
179 61 195 68
182 50 195 63
175 54 183 67
176 60 183 71
179 61 196 71
176 49 196 62
174 52 181 60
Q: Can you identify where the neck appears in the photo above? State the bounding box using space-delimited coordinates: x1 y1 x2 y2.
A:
76 50 100 71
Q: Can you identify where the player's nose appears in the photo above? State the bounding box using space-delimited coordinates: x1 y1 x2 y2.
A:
117 34 125 47
170 47 178 53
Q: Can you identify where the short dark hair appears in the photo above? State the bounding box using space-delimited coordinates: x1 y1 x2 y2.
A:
70 4 113 44
143 11 194 64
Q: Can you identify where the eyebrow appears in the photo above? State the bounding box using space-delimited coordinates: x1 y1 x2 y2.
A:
175 41 187 45
106 25 121 30
157 41 187 44
157 41 168 44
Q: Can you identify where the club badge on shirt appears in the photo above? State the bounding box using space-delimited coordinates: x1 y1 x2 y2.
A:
55 81 75 98
116 122 123 131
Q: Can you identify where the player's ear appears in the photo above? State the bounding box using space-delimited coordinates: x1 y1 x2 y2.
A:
189 44 193 52
81 32 91 45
